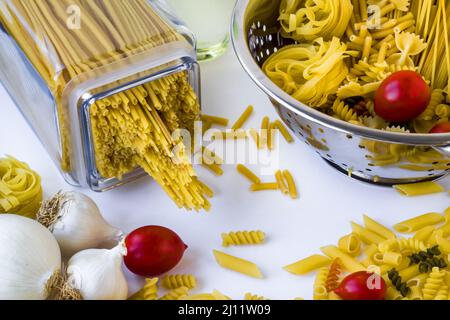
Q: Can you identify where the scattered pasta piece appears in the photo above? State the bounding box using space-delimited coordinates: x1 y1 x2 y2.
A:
161 274 197 290
183 290 232 300
325 259 342 292
202 146 223 165
273 120 294 143
363 215 397 239
284 254 331 275
201 114 230 127
275 170 289 195
159 287 189 300
394 213 445 233
248 129 261 149
213 250 263 278
232 105 254 130
250 183 279 192
128 278 159 300
351 221 386 244
394 182 445 197
320 245 365 272
260 117 270 149
236 164 261 184
268 123 276 151
282 170 298 199
201 163 224 176
338 234 361 257
313 267 330 300
221 231 266 247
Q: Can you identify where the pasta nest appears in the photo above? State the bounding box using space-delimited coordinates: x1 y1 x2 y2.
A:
264 38 357 107
279 0 354 41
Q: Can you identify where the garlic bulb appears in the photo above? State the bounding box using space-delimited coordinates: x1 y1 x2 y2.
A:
0 215 61 299
37 191 123 258
65 243 128 300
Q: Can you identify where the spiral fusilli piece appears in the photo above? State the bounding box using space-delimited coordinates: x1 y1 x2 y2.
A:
161 274 197 290
418 89 444 120
332 99 358 122
435 104 450 120
422 267 446 300
325 259 342 292
221 230 266 247
129 278 159 300
159 287 189 300
379 238 427 253
388 268 410 297
434 285 449 300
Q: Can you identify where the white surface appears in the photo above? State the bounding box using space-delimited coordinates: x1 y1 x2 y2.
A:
0 48 449 300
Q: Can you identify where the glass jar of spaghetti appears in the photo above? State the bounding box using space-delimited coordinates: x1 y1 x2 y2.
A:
0 0 211 211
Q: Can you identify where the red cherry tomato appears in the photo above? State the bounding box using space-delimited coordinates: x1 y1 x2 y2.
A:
430 122 450 134
334 271 387 300
375 71 431 123
124 226 187 277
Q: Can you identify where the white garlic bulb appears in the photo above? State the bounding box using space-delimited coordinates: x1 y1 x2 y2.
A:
37 191 123 258
0 215 61 299
66 243 128 300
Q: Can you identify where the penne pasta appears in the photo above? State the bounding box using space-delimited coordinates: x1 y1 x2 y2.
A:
320 245 365 272
284 254 332 275
394 182 445 197
338 233 361 257
351 222 386 244
399 266 421 283
363 215 396 239
413 225 436 243
213 250 263 279
394 213 445 233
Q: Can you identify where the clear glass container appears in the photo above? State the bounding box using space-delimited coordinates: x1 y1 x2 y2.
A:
166 0 237 60
0 0 200 191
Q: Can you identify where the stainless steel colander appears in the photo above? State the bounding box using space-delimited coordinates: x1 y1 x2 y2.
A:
231 0 450 185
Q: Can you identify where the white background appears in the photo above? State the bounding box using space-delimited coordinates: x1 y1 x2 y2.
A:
0 48 449 300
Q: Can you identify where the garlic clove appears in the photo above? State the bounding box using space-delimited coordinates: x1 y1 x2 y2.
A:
38 192 123 258
66 243 128 300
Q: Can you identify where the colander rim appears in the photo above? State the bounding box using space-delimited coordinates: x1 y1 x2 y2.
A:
230 0 450 146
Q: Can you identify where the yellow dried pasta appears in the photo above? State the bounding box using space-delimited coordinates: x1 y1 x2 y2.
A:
338 233 361 257
159 287 189 300
231 105 254 130
161 275 197 290
221 231 266 247
128 278 159 300
213 250 263 279
394 182 445 197
236 164 261 184
284 254 332 275
394 213 445 233
0 156 42 218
